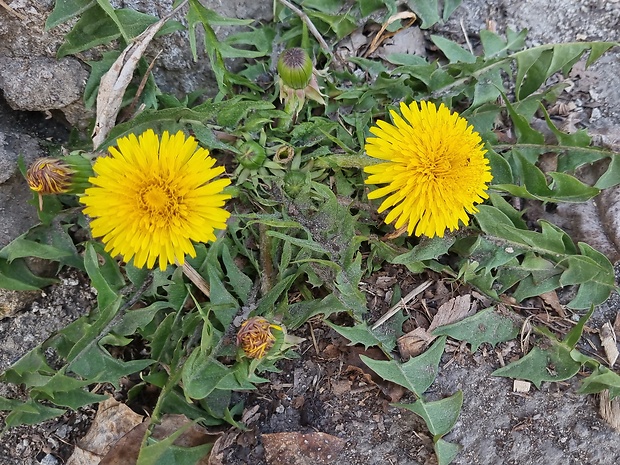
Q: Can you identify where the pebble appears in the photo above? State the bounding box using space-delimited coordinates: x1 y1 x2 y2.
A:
40 454 59 465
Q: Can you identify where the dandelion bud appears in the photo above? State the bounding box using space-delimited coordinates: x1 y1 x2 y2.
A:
237 141 267 170
236 317 281 359
283 170 310 198
26 154 94 210
26 158 74 195
277 48 313 90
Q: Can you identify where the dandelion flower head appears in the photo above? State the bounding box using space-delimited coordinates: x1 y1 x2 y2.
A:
237 317 281 359
364 101 492 238
80 129 231 270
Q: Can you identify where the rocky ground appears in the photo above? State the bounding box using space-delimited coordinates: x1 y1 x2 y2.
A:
1 0 620 464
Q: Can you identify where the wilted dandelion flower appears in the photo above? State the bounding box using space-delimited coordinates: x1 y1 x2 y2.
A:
80 129 231 270
364 101 492 238
237 317 281 359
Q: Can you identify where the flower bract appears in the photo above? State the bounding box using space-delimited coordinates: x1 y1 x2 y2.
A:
80 129 231 270
364 101 492 238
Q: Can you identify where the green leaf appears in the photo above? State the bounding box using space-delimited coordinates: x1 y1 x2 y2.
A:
3 400 65 430
84 242 119 311
0 258 58 290
562 244 615 309
391 236 456 267
111 301 170 336
494 162 600 203
70 345 154 387
515 42 613 99
563 305 594 348
220 244 253 305
58 6 163 57
586 42 617 67
306 11 357 40
578 365 620 395
442 0 462 21
360 337 446 397
46 0 96 29
0 236 69 263
431 36 476 63
187 0 232 95
432 307 520 352
286 294 348 329
137 422 213 465
406 0 441 29
1 348 55 387
503 98 545 145
492 345 581 388
396 390 463 437
0 396 23 411
181 348 232 400
324 320 388 350
595 153 620 189
435 438 462 465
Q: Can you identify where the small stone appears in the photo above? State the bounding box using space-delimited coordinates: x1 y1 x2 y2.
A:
40 454 59 465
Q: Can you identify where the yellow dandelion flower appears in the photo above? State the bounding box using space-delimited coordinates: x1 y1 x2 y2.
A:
364 101 492 238
80 129 231 270
236 317 282 359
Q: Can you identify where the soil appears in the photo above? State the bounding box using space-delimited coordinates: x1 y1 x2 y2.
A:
1 1 620 465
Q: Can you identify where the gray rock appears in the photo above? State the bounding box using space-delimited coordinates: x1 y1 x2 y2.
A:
0 57 87 112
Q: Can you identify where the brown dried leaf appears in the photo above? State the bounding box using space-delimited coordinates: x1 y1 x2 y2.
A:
66 397 144 465
91 1 187 149
539 290 566 317
600 322 619 367
262 432 345 465
398 295 473 359
398 326 434 359
428 294 474 332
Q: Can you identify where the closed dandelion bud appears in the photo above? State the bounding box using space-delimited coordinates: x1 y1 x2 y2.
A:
236 317 281 359
26 154 94 210
237 141 267 170
277 47 313 90
283 170 310 198
27 158 74 195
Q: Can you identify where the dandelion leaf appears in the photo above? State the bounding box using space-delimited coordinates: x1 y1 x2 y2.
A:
432 307 519 352
360 337 446 397
492 345 581 388
395 390 463 437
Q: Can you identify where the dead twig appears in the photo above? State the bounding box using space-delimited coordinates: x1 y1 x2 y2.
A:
364 11 417 57
277 0 331 57
181 261 210 298
0 0 27 20
120 50 163 123
372 280 432 330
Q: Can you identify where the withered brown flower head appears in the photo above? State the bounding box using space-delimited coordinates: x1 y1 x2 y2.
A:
236 317 280 359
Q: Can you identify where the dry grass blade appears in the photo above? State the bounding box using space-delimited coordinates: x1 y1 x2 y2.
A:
372 279 432 330
0 0 26 20
91 0 188 149
364 11 417 57
277 0 331 56
182 261 210 298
